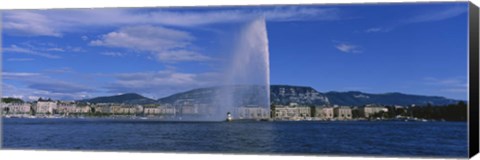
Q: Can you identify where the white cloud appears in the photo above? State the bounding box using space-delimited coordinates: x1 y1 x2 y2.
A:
91 25 211 63
364 27 389 33
3 42 84 60
364 5 467 33
2 81 93 101
2 73 88 99
28 81 94 93
3 7 340 37
66 46 85 52
424 77 467 87
4 7 340 63
105 70 220 98
2 71 95 100
44 67 74 74
3 72 42 79
3 45 61 59
405 5 467 23
262 7 339 21
441 88 468 93
91 25 193 51
156 50 211 62
335 43 361 53
6 58 34 62
100 52 126 57
3 11 62 37
46 47 65 52
138 7 339 26
424 77 467 94
27 96 40 101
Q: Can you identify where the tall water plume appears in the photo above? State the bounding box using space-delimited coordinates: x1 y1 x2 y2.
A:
167 18 271 121
215 18 271 120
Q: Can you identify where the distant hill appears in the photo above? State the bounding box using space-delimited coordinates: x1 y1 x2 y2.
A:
324 91 459 106
270 85 330 105
271 85 458 106
1 97 24 103
160 85 459 106
81 85 460 106
158 85 270 106
157 87 218 104
80 93 156 104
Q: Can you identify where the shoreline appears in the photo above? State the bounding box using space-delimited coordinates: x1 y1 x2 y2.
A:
0 115 463 122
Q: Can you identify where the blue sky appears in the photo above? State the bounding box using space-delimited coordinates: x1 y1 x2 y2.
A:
2 2 469 101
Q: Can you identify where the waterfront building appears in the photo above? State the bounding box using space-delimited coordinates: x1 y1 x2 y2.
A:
57 102 76 114
237 105 269 119
144 106 161 115
160 104 176 115
361 104 388 118
0 103 8 114
93 103 113 114
36 100 58 114
74 104 91 114
273 103 310 120
1 102 31 115
110 105 122 114
272 105 286 119
334 106 352 120
121 105 136 114
115 105 138 115
297 106 311 118
314 106 334 120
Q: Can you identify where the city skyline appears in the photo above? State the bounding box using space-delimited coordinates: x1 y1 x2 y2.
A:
2 2 469 101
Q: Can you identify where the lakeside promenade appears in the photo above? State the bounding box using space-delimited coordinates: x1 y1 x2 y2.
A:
1 98 467 122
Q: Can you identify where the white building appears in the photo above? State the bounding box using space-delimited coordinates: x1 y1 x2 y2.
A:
36 101 58 114
315 106 334 120
144 106 161 115
1 102 31 114
111 105 139 114
57 103 76 114
237 105 269 119
273 104 311 120
93 104 112 114
361 104 388 118
334 106 352 120
74 105 91 114
160 105 176 115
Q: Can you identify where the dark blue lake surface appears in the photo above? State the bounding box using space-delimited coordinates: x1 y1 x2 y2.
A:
2 118 468 157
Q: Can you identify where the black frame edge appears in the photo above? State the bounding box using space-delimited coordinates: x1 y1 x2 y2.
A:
469 1 480 158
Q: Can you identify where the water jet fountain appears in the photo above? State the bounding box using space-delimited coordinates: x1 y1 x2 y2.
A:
215 18 271 121
165 18 271 122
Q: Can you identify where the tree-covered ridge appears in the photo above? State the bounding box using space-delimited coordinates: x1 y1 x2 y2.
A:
368 101 467 121
1 97 24 103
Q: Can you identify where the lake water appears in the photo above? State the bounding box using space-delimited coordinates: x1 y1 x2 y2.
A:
1 118 468 158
